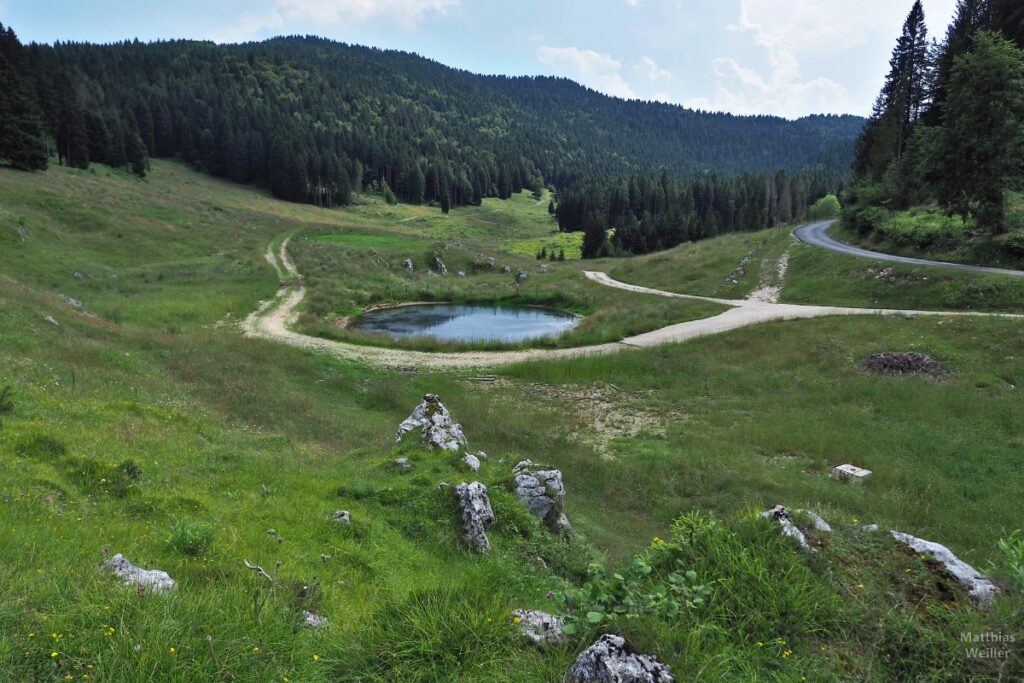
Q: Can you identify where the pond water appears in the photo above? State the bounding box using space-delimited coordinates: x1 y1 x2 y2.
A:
351 304 580 343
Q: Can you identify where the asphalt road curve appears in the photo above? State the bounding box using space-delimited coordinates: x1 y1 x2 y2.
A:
794 220 1024 278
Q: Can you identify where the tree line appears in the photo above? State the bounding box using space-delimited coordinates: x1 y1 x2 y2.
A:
1 25 862 215
849 0 1024 233
555 169 842 257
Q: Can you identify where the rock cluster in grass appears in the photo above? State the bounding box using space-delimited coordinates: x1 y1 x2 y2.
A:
512 609 564 647
455 481 495 553
396 394 467 452
302 610 329 629
332 510 351 524
513 460 570 533
568 634 674 682
761 505 831 551
860 352 950 380
890 530 998 604
101 553 176 594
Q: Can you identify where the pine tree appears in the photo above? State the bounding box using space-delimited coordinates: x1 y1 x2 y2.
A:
0 23 48 171
854 1 931 179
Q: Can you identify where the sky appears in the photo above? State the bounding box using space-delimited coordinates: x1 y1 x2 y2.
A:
2 0 960 119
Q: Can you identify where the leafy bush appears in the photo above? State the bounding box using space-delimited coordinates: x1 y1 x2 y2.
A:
167 518 215 556
875 210 971 251
1004 232 1024 256
808 194 841 220
559 552 711 634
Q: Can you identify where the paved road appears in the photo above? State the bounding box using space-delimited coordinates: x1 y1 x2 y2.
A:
794 220 1024 278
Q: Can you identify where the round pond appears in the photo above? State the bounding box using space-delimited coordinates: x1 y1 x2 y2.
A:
351 304 580 343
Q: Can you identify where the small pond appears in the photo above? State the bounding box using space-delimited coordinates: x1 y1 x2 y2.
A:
351 304 580 343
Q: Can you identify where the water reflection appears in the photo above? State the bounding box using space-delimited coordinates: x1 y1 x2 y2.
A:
352 304 580 343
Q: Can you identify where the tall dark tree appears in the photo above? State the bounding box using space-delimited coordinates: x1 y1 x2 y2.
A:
854 1 931 179
0 23 48 170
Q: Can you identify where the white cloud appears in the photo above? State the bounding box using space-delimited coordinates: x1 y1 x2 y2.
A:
274 0 459 27
636 56 672 82
686 0 853 118
536 46 638 100
215 0 458 42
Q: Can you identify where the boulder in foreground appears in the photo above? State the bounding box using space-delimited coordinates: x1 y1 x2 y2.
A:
455 481 495 553
890 531 998 604
396 394 467 452
568 634 674 682
101 553 176 594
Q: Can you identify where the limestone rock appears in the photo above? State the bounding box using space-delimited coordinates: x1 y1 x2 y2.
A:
101 553 176 594
501 265 512 274
403 258 414 271
512 609 564 647
395 394 467 452
513 460 570 533
303 610 329 629
568 634 674 682
61 295 83 308
332 510 351 524
455 481 494 553
890 531 998 604
515 269 529 283
761 505 811 551
43 315 59 326
462 453 481 472
394 458 412 472
794 509 832 533
434 257 448 275
861 524 880 533
457 271 466 278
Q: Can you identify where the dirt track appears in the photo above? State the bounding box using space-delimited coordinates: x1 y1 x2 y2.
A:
242 235 1022 371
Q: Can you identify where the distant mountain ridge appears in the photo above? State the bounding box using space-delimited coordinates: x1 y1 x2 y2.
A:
4 28 863 207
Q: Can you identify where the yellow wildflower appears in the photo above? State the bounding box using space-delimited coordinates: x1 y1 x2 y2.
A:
312 654 319 662
168 647 176 654
51 651 59 658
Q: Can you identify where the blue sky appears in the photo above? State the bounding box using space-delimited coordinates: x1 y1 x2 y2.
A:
2 0 958 118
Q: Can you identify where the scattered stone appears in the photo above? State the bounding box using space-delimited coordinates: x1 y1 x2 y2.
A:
832 464 873 483
890 531 998 604
437 481 451 491
794 509 832 533
515 269 529 283
512 609 564 647
455 481 495 553
513 460 570 533
462 453 481 472
568 634 674 683
539 264 548 273
101 553 176 594
395 394 467 453
501 265 512 274
434 257 448 275
43 315 59 326
61 295 82 308
861 524 880 532
72 271 86 280
332 510 351 524
457 271 466 278
394 458 412 473
302 610 329 629
475 451 488 460
860 352 950 380
403 258 414 271
761 505 811 551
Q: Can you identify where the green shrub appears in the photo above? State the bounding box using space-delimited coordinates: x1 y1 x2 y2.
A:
996 530 1024 592
167 518 215 556
808 194 841 220
1004 232 1024 256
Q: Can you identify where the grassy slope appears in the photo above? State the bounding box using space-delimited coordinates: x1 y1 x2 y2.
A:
1 161 1021 681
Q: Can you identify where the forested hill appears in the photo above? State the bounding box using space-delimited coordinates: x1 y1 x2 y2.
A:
2 29 862 208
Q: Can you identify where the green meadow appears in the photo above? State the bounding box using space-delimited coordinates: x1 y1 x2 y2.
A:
1 160 1021 681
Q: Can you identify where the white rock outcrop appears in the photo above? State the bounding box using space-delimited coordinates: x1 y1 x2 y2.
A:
568 634 674 682
455 481 495 553
396 394 467 452
462 453 481 472
512 609 564 647
761 505 822 551
513 460 570 533
890 531 998 604
101 553 176 594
